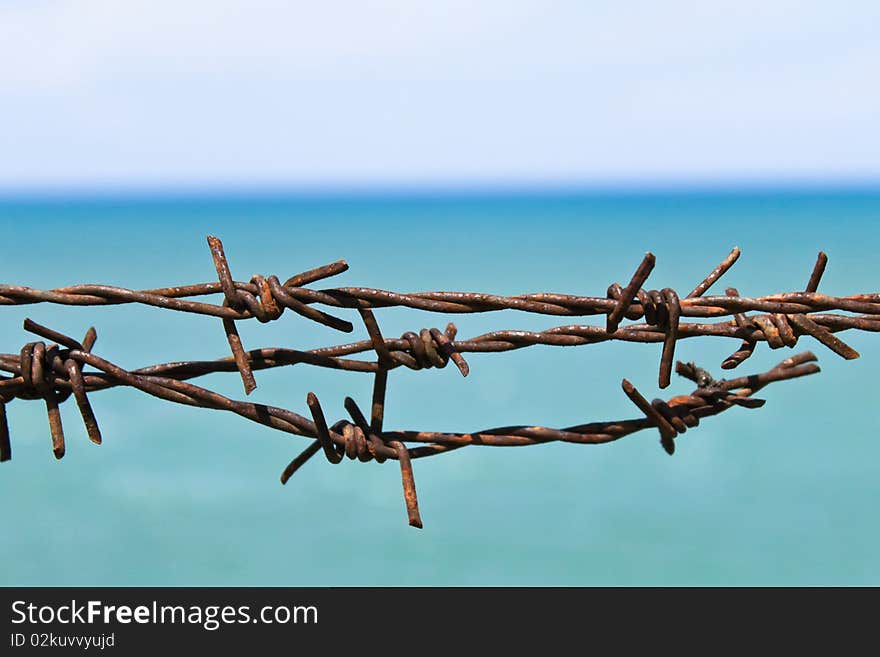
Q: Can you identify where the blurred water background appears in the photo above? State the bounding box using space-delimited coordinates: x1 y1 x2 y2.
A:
0 188 877 585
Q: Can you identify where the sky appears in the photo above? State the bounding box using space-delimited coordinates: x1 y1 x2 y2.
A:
1 1 879 192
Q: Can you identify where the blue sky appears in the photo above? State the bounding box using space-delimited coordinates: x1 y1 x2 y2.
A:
1 2 878 191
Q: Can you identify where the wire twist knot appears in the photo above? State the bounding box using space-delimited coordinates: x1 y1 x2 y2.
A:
0 321 103 460
390 324 470 377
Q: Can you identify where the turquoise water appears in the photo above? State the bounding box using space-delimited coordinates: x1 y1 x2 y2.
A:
0 189 878 586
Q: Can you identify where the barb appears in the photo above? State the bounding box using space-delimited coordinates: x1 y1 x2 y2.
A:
0 237 878 527
688 246 741 298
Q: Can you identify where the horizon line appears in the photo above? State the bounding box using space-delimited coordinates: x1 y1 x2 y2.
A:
2 178 880 202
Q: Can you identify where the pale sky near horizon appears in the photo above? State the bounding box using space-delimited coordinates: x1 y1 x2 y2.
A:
1 2 878 191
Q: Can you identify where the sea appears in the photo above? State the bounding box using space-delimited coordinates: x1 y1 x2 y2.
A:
0 188 877 585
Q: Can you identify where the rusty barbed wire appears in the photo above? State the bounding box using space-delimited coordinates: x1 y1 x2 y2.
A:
0 318 824 528
0 238 876 392
0 236 877 527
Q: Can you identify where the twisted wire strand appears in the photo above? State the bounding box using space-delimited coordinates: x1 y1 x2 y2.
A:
3 310 862 392
3 243 877 321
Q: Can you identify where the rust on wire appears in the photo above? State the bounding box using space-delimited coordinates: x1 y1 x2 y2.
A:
1 240 876 390
0 236 877 527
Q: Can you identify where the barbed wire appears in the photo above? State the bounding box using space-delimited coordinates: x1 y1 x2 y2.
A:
0 318 823 528
0 236 877 527
1 238 876 392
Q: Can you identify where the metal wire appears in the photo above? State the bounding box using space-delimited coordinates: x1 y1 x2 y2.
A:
0 236 876 527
